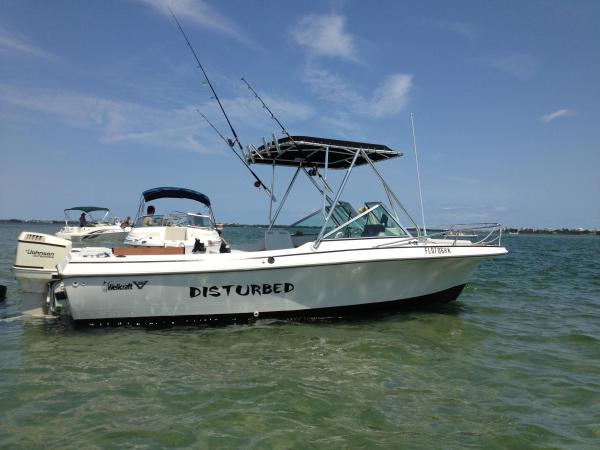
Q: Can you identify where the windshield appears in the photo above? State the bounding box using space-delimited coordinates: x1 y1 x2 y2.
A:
287 202 407 239
185 214 212 227
288 202 358 236
326 202 408 239
67 209 112 225
134 213 213 228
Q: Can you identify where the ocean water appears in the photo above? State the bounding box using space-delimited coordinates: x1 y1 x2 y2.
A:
0 223 599 449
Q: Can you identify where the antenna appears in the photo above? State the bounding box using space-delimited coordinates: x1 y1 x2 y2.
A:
168 8 275 201
411 113 427 236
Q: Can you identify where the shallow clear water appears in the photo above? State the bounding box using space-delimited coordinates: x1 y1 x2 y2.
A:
1 224 599 448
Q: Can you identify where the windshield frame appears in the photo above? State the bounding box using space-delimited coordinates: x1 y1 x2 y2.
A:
322 202 410 240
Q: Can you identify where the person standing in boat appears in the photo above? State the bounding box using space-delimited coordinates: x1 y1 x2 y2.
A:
79 213 88 228
121 216 132 229
143 206 155 226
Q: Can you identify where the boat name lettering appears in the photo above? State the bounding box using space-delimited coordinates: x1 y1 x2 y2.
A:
190 283 295 298
425 247 451 255
25 249 55 258
102 281 148 292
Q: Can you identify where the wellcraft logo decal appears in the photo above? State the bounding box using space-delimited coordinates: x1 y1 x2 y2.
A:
190 283 295 298
102 281 148 292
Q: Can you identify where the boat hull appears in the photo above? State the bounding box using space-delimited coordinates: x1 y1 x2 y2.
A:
62 254 483 325
74 284 466 327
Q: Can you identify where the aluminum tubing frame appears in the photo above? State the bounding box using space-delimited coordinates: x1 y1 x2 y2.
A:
313 150 361 249
359 149 420 239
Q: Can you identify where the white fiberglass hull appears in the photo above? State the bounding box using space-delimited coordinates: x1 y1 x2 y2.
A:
124 225 222 253
56 226 130 242
58 241 507 325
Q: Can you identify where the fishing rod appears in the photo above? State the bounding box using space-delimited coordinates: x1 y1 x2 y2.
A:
196 109 233 149
241 77 298 147
241 77 333 193
168 8 274 200
196 109 269 183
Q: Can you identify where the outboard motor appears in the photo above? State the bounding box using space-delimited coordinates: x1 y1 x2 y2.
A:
13 232 71 315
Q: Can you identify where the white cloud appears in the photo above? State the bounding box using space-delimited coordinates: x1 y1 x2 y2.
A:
302 66 363 106
302 66 412 118
0 83 314 152
424 19 479 42
321 114 364 137
488 53 539 79
222 94 314 126
0 27 55 60
291 14 357 61
370 74 413 118
135 0 253 45
541 109 575 123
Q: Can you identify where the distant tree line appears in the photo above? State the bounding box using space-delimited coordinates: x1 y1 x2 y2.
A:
1 219 598 235
505 227 599 235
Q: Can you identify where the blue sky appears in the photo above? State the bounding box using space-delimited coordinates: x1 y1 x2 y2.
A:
1 0 598 228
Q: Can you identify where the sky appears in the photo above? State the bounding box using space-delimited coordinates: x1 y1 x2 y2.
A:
0 0 598 229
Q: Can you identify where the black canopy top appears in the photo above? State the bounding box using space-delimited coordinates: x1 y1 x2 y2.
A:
65 206 109 213
142 187 211 207
247 136 402 169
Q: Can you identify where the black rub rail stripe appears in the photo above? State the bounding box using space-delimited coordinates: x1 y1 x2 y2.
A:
13 264 45 269
243 245 498 260
67 244 501 264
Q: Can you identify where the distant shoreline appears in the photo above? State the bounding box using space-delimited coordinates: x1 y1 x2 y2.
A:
502 228 599 236
1 219 597 235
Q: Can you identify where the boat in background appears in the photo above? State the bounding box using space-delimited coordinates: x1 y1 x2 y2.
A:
124 187 227 254
443 229 478 238
13 136 507 326
55 206 130 242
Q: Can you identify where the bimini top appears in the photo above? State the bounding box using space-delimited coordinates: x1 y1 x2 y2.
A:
247 136 402 169
65 206 109 213
142 187 211 207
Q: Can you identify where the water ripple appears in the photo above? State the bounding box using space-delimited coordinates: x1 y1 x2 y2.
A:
0 226 599 448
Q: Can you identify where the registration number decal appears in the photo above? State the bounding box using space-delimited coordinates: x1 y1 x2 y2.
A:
424 247 451 255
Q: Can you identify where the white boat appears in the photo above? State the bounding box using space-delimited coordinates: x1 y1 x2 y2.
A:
443 229 478 238
56 206 131 242
124 187 226 254
13 136 507 326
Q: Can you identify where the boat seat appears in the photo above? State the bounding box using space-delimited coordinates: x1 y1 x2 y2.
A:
164 226 187 241
361 224 385 237
265 230 294 250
